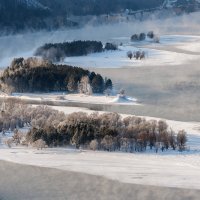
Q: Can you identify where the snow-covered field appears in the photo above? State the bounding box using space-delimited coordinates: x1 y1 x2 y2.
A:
0 105 200 190
63 35 200 68
11 92 140 105
1 138 200 190
63 44 198 68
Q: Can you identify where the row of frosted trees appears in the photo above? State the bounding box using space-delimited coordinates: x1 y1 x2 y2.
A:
0 101 187 152
26 107 187 152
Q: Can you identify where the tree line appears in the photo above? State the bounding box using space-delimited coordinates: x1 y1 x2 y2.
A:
26 107 187 152
35 41 103 62
0 100 187 152
0 0 50 34
0 57 112 94
35 41 118 62
130 31 160 43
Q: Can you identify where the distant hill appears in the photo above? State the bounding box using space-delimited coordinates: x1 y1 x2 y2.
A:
0 0 200 34
0 0 164 34
39 0 164 16
0 0 50 34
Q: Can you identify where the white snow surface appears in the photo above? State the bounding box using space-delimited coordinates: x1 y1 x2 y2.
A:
63 43 198 68
1 142 200 190
111 95 138 103
11 93 140 105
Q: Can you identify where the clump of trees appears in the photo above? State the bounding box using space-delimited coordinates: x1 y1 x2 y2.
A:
26 110 188 152
4 129 26 148
131 31 160 43
35 41 118 62
0 57 112 94
131 33 146 42
127 51 146 60
0 99 30 133
127 51 133 60
35 41 103 62
147 31 154 39
0 100 66 133
0 100 187 152
134 51 146 60
147 31 160 43
104 43 118 51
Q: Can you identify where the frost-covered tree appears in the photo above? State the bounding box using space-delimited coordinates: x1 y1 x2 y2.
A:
33 139 47 150
0 100 186 153
153 36 160 43
139 33 146 41
147 31 154 39
90 139 98 151
177 130 187 151
127 51 133 59
101 135 114 151
105 78 112 90
104 43 118 51
67 75 78 92
78 76 93 95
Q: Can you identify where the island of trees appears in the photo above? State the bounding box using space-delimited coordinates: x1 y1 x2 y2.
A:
34 41 118 62
130 31 160 43
0 57 112 94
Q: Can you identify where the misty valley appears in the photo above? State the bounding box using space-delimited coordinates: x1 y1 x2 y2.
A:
1 1 200 200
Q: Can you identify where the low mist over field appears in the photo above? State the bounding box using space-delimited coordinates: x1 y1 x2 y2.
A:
1 11 200 68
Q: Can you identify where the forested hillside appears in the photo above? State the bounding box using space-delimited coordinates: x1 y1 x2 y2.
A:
39 0 164 16
1 0 198 34
0 0 50 33
0 0 163 34
0 0 76 34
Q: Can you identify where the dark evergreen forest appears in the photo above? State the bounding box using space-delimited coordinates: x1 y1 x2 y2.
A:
0 57 112 94
0 0 163 33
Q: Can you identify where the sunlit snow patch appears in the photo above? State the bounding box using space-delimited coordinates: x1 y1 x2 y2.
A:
111 95 138 104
